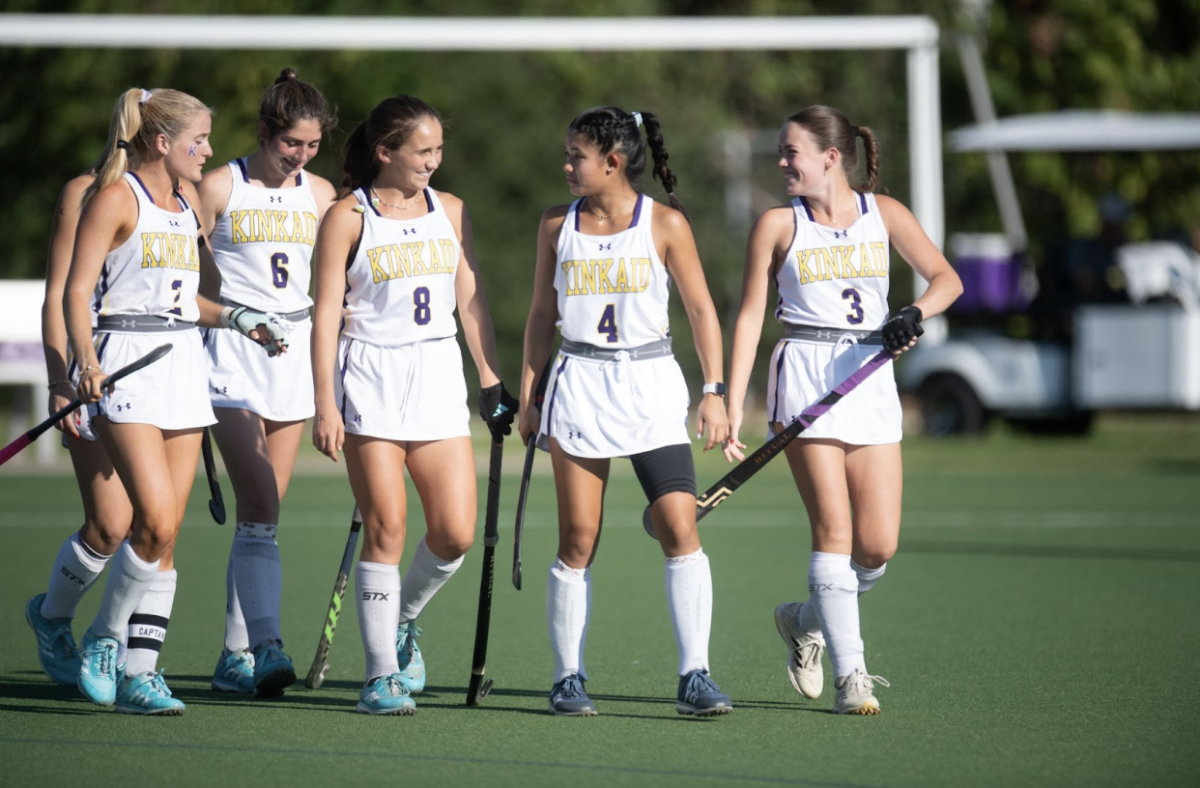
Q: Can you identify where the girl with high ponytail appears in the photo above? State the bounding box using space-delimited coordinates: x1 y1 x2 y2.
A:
724 104 962 716
518 106 733 718
61 87 288 716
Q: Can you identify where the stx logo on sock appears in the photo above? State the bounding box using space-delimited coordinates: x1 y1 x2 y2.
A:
361 592 391 601
59 566 87 586
809 583 835 593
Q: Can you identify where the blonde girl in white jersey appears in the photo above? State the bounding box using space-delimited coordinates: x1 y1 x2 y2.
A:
197 69 338 699
724 105 962 715
64 88 287 716
519 106 732 718
311 95 515 716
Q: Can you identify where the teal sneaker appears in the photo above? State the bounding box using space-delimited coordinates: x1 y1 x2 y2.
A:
676 669 733 717
356 673 417 716
77 630 119 706
211 648 255 693
395 622 425 694
252 642 296 698
115 671 185 716
548 674 597 716
25 594 81 687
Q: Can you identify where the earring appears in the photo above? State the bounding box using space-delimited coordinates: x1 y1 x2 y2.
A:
606 167 612 174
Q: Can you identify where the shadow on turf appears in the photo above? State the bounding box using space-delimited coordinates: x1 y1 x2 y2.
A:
0 674 103 715
903 539 1200 563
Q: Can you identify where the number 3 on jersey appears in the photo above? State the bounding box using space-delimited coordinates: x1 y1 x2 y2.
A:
842 287 864 325
597 304 618 343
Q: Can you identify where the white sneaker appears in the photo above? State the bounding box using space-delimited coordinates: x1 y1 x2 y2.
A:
774 602 825 699
832 668 889 715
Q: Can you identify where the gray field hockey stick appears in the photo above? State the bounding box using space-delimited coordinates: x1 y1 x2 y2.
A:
0 344 173 469
467 433 505 705
513 358 553 590
643 351 893 538
201 427 226 524
305 506 363 689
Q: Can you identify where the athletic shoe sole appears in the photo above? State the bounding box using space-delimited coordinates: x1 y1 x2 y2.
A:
676 702 733 716
547 702 598 717
834 701 881 716
254 665 296 698
355 702 417 716
115 703 185 716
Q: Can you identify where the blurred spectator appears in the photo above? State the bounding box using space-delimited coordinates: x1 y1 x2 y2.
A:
1063 193 1131 303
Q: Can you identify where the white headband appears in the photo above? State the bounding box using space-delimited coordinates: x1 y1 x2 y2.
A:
631 111 643 128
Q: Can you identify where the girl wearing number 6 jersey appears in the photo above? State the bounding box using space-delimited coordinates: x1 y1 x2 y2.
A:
311 94 514 716
519 106 732 718
724 105 961 715
197 68 338 699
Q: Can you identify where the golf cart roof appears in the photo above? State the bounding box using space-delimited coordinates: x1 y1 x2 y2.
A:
949 110 1200 152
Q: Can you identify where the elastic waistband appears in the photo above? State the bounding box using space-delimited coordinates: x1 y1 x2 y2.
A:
97 315 197 333
220 297 312 322
782 323 883 345
560 338 673 361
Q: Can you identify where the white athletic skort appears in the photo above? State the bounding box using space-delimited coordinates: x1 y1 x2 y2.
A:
87 329 216 431
336 335 470 442
538 350 691 459
206 317 315 422
766 338 901 445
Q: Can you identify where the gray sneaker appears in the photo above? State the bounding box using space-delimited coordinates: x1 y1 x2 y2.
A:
548 673 597 716
832 668 889 715
774 602 826 699
676 669 733 716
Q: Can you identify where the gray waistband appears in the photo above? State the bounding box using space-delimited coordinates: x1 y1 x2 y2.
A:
97 315 197 333
220 298 312 322
782 323 883 345
560 338 673 361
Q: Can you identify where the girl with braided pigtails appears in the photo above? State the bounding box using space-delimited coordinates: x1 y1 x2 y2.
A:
723 105 961 715
198 68 338 699
63 87 287 715
518 106 733 717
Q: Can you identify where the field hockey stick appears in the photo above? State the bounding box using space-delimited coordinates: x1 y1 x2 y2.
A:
513 358 553 590
304 505 363 689
201 427 226 524
643 350 892 538
0 343 173 469
466 433 505 705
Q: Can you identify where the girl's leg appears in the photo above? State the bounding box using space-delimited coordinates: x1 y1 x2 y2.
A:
344 435 415 715
545 439 607 716
393 437 475 692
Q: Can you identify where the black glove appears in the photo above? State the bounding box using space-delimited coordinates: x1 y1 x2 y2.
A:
479 382 519 439
882 305 924 352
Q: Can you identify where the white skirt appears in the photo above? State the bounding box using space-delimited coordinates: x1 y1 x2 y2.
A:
538 350 690 459
765 338 901 445
336 335 470 442
87 329 216 431
206 318 315 422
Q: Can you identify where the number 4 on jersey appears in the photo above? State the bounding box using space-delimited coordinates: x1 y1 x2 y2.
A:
597 304 618 343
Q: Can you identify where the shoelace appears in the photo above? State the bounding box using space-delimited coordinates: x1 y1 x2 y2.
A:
45 625 78 658
379 675 407 696
684 671 719 700
556 676 586 700
399 624 424 660
790 634 821 670
83 640 114 678
846 671 890 695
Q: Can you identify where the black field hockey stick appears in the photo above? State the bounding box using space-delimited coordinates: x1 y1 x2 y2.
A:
201 427 226 524
0 344 172 469
467 433 505 705
305 506 363 689
513 358 553 590
643 351 893 538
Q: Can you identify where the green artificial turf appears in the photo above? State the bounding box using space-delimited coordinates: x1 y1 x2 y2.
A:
2 417 1199 787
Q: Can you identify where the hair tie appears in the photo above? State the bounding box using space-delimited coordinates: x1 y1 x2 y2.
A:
116 140 131 151
850 125 859 137
631 111 643 128
139 89 152 104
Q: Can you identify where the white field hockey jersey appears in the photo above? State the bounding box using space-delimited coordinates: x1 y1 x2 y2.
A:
92 172 201 321
775 193 891 330
209 159 319 313
555 194 671 348
341 187 460 347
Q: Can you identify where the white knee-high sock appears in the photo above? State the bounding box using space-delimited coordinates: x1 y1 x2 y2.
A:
356 561 400 681
664 548 713 675
807 551 864 680
398 537 464 624
852 560 887 595
547 558 589 683
230 521 282 649
41 533 111 620
223 551 249 652
125 569 176 675
91 541 159 641
797 559 887 633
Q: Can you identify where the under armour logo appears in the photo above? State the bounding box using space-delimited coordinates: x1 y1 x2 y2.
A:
598 242 612 251
120 319 137 328
568 430 583 440
214 386 228 395
167 219 181 227
402 228 416 236
115 403 133 412
833 229 848 238
269 195 284 203
353 414 363 423
816 330 834 339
